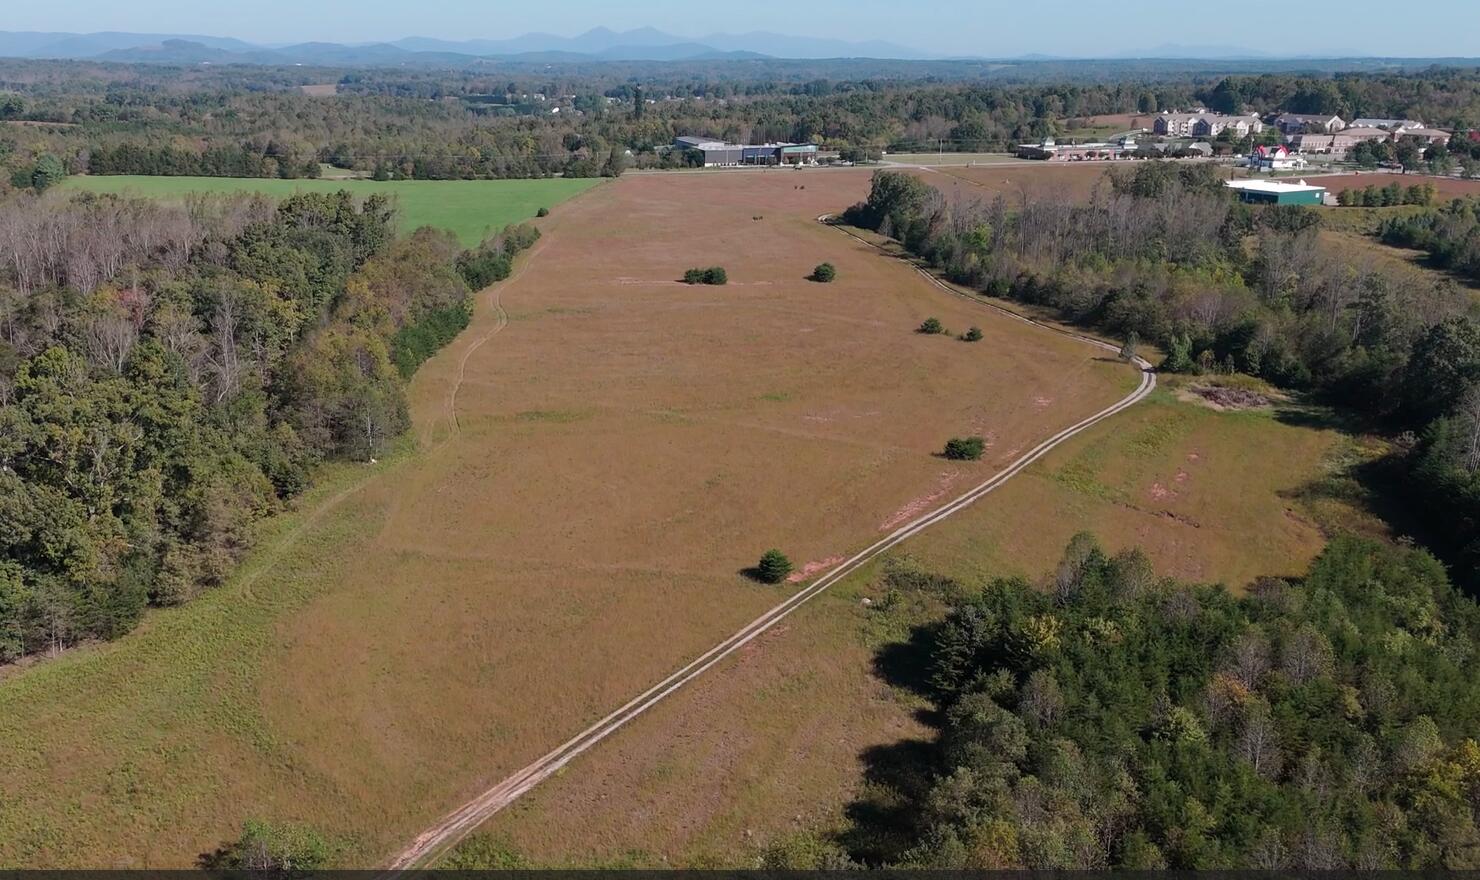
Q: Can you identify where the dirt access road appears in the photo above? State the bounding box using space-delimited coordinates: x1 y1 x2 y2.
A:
383 213 1156 869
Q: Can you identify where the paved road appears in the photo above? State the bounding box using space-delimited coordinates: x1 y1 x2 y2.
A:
382 219 1157 871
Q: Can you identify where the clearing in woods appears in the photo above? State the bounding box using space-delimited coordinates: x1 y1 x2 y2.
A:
0 168 1137 867
59 175 604 247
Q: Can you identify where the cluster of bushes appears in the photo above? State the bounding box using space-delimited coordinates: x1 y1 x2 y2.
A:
1335 182 1435 207
683 266 728 285
455 222 542 289
942 436 986 460
0 191 467 663
845 166 1480 585
1380 197 1480 282
7 152 66 192
846 534 1480 869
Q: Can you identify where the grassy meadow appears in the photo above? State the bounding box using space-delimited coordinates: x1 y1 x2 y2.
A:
61 175 605 246
0 170 1137 867
460 374 1391 867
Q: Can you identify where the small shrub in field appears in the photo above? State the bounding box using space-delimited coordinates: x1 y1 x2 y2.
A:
203 819 330 870
918 317 945 335
1119 330 1140 362
810 262 837 283
943 436 986 461
961 326 983 342
683 266 728 285
536 207 549 217
755 549 793 584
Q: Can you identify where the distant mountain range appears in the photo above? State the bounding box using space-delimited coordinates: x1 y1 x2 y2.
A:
0 28 1428 67
0 27 933 65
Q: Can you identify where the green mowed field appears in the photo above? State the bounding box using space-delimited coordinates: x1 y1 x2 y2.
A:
61 175 605 247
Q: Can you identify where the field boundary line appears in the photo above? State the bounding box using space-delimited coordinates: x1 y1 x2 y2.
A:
382 214 1156 872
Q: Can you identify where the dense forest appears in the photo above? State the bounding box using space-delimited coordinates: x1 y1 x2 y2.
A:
843 165 1480 582
0 188 503 662
812 534 1480 869
1 62 1479 185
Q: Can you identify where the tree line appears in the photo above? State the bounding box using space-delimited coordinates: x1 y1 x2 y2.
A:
817 534 1480 869
3 64 1478 187
843 165 1480 582
0 188 480 663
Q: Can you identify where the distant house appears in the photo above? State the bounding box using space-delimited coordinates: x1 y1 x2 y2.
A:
1273 113 1346 135
1250 144 1306 171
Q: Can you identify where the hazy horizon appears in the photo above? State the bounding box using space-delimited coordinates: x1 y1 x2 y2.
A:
6 0 1479 59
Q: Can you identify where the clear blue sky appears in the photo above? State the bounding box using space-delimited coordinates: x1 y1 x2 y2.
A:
9 0 1479 58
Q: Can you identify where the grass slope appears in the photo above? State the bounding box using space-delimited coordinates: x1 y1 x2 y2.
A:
0 170 1132 867
61 175 604 247
464 378 1389 868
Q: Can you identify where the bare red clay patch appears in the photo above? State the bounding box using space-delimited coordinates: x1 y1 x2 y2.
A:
880 470 961 530
787 556 844 583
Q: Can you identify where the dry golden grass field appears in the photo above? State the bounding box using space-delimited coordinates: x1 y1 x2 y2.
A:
465 271 1386 871
466 385 1379 867
922 162 1119 204
0 168 1144 867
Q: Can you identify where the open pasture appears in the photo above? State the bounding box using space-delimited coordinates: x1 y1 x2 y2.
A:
465 314 1376 872
925 161 1118 203
0 168 1135 867
60 175 603 246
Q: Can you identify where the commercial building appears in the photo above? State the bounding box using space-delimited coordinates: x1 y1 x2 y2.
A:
674 136 818 167
1015 137 1127 161
1225 179 1328 206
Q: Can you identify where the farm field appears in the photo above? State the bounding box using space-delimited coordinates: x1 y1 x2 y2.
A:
59 175 604 246
881 152 1020 166
1302 172 1480 201
461 301 1382 871
924 161 1121 202
0 169 1137 867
